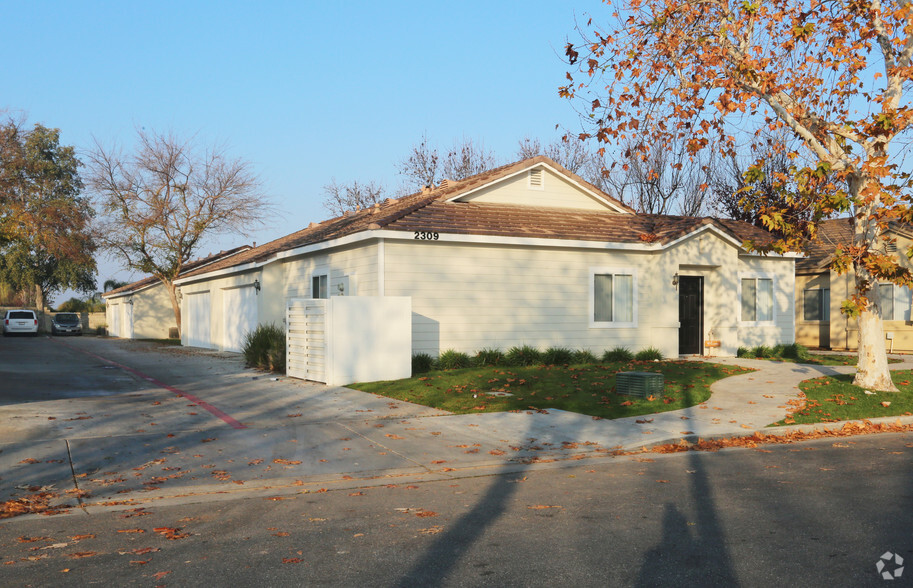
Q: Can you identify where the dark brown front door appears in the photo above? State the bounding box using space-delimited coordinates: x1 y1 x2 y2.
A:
679 276 703 355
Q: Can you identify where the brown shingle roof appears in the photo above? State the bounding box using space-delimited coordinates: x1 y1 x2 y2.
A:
177 156 778 281
796 218 854 273
103 245 253 297
385 201 774 246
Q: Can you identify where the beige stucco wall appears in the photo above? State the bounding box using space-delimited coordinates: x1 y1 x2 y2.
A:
175 241 379 351
383 230 794 358
105 284 177 340
795 273 831 348
796 230 913 352
455 167 613 211
179 269 262 350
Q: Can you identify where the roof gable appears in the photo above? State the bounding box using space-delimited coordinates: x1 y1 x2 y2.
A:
447 160 631 213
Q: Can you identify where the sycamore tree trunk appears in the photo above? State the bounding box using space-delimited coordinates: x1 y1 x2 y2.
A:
164 279 182 339
851 178 898 392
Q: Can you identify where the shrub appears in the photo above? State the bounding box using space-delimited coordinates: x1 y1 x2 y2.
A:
542 346 574 365
634 346 664 361
778 342 810 361
602 346 634 362
505 345 541 366
242 323 286 372
437 349 472 370
474 347 504 367
412 352 434 374
736 346 754 358
751 345 773 358
572 349 598 364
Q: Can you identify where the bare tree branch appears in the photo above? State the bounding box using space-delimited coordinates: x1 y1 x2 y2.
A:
88 129 271 335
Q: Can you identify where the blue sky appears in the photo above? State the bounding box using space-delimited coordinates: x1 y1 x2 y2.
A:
4 1 601 300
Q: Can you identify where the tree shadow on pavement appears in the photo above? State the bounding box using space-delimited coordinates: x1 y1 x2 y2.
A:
635 450 739 587
394 460 530 587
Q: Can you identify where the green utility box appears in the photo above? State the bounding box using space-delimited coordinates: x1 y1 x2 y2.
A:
616 371 664 398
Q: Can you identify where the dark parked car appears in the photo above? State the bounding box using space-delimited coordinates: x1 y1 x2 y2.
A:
3 309 39 336
51 312 83 336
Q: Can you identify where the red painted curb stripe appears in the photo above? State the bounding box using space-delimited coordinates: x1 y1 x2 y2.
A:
52 338 247 430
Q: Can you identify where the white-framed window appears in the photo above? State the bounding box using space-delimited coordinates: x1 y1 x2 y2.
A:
589 268 636 328
803 288 830 321
878 283 912 321
311 274 328 299
740 274 775 324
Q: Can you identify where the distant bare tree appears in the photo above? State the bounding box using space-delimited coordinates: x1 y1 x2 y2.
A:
710 145 824 229
88 129 270 336
602 138 713 216
397 136 497 191
517 134 617 193
396 133 440 190
322 178 386 216
443 137 498 181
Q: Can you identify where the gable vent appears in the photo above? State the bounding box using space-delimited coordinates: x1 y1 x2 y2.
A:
528 169 544 190
887 242 898 253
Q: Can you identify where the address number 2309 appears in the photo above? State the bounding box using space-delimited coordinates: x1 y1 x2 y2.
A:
413 231 440 240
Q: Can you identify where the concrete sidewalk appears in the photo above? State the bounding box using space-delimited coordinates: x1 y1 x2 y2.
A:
3 343 913 514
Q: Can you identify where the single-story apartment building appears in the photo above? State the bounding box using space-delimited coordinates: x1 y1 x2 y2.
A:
796 218 913 351
170 156 795 380
103 246 251 342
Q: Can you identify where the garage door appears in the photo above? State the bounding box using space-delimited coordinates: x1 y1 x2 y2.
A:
109 303 120 337
186 291 212 348
223 286 258 352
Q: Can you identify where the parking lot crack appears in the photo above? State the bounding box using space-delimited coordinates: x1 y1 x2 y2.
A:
65 439 89 514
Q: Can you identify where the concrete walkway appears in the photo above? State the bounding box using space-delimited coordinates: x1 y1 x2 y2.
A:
4 344 913 514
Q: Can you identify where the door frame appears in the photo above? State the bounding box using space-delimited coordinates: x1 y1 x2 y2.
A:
678 275 704 356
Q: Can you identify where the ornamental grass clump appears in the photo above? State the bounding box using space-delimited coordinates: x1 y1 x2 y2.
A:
436 349 473 370
505 345 541 366
474 347 505 367
634 346 664 361
603 346 634 362
412 353 434 374
542 346 574 365
242 323 286 373
572 349 598 364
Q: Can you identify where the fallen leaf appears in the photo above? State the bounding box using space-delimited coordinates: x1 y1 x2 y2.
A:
528 505 561 510
419 526 443 535
282 558 302 564
69 534 95 541
151 571 171 580
153 527 190 540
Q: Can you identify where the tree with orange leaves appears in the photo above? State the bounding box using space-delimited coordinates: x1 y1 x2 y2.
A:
563 0 913 391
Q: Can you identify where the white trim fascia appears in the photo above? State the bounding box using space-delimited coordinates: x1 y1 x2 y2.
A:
444 162 632 214
175 260 266 286
103 281 160 300
173 222 795 286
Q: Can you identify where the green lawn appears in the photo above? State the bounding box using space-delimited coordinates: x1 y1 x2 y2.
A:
772 370 913 426
741 352 900 366
351 361 753 420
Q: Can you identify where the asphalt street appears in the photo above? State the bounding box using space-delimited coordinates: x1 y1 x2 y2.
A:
1 335 913 586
